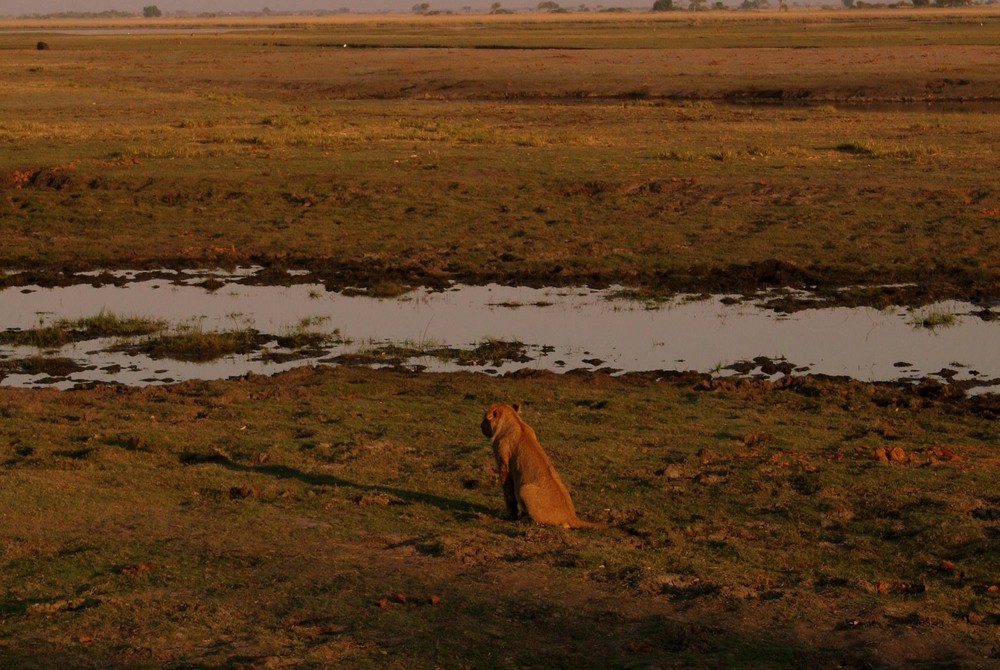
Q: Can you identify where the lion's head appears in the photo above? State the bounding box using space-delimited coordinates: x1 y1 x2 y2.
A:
481 402 521 438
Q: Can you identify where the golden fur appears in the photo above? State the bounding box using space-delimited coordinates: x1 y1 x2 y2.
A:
480 403 599 529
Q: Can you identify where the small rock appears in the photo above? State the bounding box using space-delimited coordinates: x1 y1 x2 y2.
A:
376 597 388 609
428 594 441 606
873 446 889 462
395 592 406 604
888 446 906 463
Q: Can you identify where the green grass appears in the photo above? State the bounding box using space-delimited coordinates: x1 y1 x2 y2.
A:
120 321 264 362
0 355 82 376
275 316 343 350
0 310 166 348
909 306 958 331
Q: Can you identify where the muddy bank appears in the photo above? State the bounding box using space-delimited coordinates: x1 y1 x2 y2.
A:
3 258 1000 311
503 366 1000 421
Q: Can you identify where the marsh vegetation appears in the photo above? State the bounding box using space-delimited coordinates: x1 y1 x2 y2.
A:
0 310 165 348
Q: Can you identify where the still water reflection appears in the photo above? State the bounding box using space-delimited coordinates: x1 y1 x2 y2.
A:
1 279 997 392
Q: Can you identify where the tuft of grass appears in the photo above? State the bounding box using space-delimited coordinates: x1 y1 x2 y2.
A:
835 140 878 156
835 140 939 159
109 144 206 160
275 316 342 349
125 322 264 362
0 355 83 377
809 103 839 115
74 311 167 337
0 310 166 349
909 307 958 331
679 100 716 109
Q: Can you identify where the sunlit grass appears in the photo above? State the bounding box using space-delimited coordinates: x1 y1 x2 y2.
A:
0 12 997 300
835 139 940 159
909 306 958 331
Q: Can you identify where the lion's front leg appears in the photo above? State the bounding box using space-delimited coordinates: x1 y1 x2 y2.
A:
499 465 520 520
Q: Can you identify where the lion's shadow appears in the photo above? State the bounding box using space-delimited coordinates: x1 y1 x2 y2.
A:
218 458 495 518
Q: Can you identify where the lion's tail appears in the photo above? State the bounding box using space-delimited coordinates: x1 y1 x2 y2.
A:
569 516 606 529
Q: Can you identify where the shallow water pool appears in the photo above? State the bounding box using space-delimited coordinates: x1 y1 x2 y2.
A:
1 278 997 392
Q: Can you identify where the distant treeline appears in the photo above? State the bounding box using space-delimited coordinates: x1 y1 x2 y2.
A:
15 11 134 19
9 9 354 19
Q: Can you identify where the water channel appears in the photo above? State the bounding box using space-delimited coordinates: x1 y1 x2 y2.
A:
1 271 998 394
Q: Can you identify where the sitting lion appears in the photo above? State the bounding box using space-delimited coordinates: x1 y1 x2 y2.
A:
480 403 599 529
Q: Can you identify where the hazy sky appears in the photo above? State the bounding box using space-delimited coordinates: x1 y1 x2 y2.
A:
0 0 575 15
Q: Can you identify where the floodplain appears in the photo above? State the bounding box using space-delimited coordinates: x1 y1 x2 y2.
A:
2 9 1000 301
1 10 1000 669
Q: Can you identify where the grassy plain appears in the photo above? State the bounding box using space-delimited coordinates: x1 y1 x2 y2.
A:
2 11 1000 669
1 366 999 669
1 10 1000 302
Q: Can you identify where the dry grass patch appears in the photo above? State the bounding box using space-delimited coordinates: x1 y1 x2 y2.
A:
1 14 999 300
0 367 998 667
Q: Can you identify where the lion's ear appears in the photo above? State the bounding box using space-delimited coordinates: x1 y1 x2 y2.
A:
512 402 521 413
